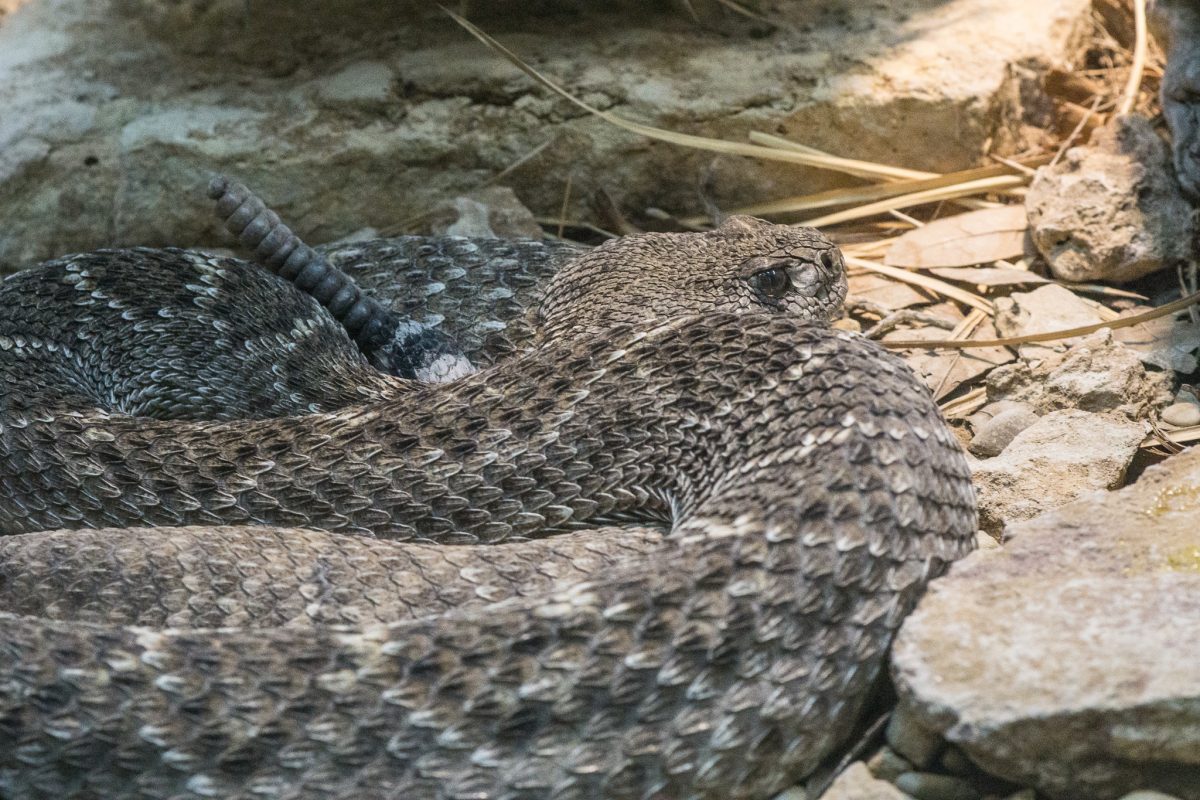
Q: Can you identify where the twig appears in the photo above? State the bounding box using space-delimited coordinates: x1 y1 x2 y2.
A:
800 177 1026 228
883 289 1200 349
856 307 958 339
987 152 1039 177
1050 95 1101 167
439 6 943 179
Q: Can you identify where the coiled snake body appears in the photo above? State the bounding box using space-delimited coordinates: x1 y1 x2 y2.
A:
0 212 976 799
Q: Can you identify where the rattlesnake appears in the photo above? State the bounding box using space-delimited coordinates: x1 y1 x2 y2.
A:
0 189 976 799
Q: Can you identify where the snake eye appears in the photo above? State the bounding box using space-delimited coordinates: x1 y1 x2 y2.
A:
751 267 791 299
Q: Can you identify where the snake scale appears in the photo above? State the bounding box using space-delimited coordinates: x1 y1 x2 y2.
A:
0 190 977 799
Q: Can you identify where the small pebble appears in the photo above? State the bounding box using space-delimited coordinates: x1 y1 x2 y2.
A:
867 746 913 782
771 787 808 800
1115 792 1183 800
1161 401 1200 428
1002 791 1036 800
893 772 980 800
968 405 1040 457
885 705 943 768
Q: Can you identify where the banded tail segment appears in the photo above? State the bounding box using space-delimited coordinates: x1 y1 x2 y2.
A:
208 176 474 382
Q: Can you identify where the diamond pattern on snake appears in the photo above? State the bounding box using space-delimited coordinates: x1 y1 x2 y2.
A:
0 180 976 800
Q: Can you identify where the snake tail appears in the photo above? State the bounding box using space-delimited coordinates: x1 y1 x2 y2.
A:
207 175 473 382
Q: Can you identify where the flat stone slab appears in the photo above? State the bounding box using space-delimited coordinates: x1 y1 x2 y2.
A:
892 447 1200 799
0 0 1091 269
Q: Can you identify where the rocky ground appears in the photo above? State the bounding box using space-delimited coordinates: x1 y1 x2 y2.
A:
0 0 1090 270
2 1 1199 799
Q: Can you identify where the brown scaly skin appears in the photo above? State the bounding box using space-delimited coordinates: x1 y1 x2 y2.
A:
0 220 975 800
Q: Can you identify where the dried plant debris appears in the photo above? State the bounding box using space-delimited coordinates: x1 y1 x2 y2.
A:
884 206 1032 269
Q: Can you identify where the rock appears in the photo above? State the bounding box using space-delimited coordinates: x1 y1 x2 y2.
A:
816 762 913 800
967 402 1040 457
425 186 545 239
1025 114 1196 283
1113 313 1200 374
892 447 1200 799
992 283 1104 360
0 0 1093 270
1161 400 1200 427
985 330 1173 419
311 60 396 109
936 747 976 777
886 704 944 769
867 747 913 783
772 787 809 800
970 409 1146 535
893 772 980 800
1116 793 1185 800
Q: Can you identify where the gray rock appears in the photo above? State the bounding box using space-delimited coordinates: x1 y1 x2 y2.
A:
967 404 1040 457
1161 400 1200 427
893 772 980 800
425 186 545 239
985 330 1173 420
936 746 976 777
311 60 396 108
1025 114 1196 283
1116 793 1185 800
0 0 1093 270
816 762 913 800
993 284 1104 348
893 447 1200 799
970 409 1147 535
886 704 944 769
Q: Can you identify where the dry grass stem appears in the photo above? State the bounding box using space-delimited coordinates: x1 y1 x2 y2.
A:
800 176 1026 228
884 290 1200 349
1117 0 1149 116
845 256 994 315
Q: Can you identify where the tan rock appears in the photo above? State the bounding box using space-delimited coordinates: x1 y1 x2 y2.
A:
893 447 1200 799
970 408 1146 534
1025 114 1195 284
815 762 913 800
985 330 1172 419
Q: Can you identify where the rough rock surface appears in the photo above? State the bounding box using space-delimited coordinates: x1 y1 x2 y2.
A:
893 446 1200 799
984 330 1173 419
970 408 1147 534
966 400 1040 457
816 763 914 800
423 186 545 239
1025 114 1196 283
0 0 1092 270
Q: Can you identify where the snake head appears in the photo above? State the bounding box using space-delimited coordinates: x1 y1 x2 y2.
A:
533 215 847 342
